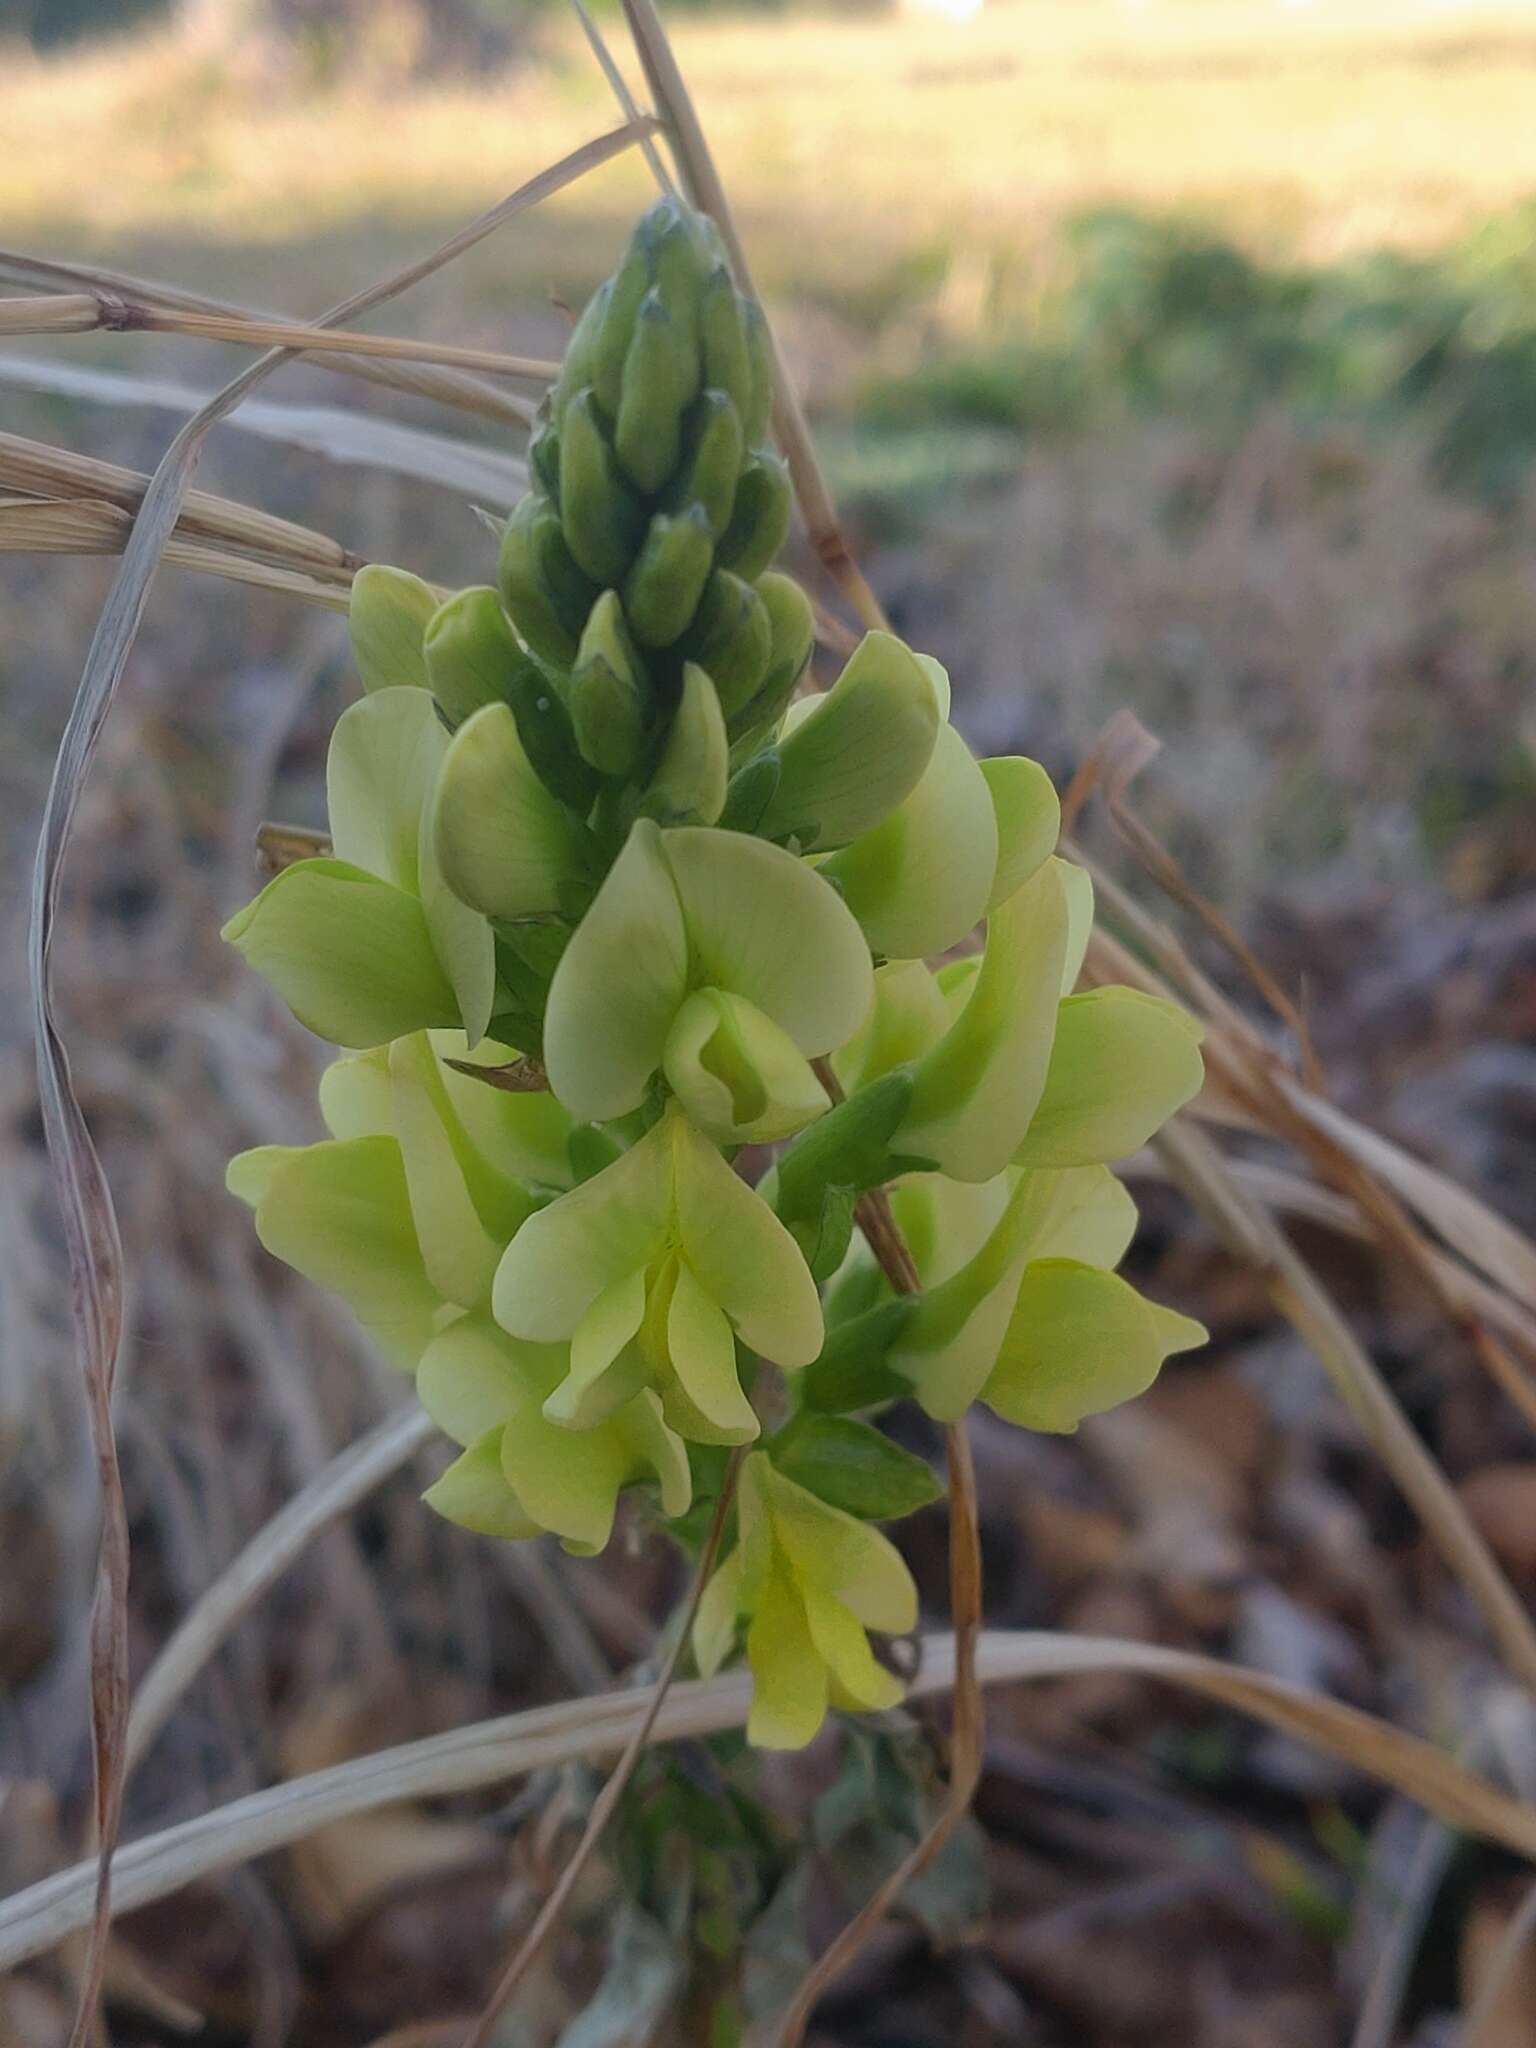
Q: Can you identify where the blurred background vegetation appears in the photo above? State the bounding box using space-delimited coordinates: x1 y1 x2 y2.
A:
4 7 1536 2042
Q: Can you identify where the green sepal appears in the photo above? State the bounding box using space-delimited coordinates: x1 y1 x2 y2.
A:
718 748 780 833
770 1415 943 1521
717 452 792 582
349 563 437 694
568 1122 624 1185
678 569 771 716
786 1183 856 1286
497 495 595 669
773 1070 920 1228
422 585 521 726
799 1299 916 1415
623 504 715 648
502 657 600 811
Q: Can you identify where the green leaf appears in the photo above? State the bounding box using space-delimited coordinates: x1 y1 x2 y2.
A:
799 1298 915 1414
554 1904 684 2048
771 1415 942 1520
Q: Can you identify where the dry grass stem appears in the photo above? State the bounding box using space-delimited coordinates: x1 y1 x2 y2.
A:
0 427 357 576
0 247 539 427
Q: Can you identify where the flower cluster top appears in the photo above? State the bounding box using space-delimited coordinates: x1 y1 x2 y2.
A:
225 199 1205 1749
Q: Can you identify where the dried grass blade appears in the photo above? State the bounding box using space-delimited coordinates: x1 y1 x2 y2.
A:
0 435 356 575
4 1630 1536 1976
0 498 353 609
0 292 100 335
0 247 534 428
118 305 560 383
126 1407 436 1779
0 358 527 505
27 114 661 2048
1156 1117 1536 1699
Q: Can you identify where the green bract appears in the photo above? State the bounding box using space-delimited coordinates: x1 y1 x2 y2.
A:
223 194 1210 1754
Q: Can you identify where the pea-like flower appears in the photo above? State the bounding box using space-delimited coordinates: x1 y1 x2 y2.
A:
887 1163 1206 1423
492 1104 824 1445
417 1316 691 1555
540 818 873 1142
693 1450 918 1749
224 686 495 1050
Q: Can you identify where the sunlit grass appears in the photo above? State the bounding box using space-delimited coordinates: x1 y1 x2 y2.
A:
6 0 1536 312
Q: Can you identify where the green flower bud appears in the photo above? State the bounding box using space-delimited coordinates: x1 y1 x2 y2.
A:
698 263 752 418
571 588 650 777
350 563 437 694
526 403 562 507
717 450 792 582
501 658 601 812
497 495 595 669
423 585 522 726
560 388 644 587
679 568 771 717
551 274 611 425
432 700 595 919
728 570 816 739
623 504 715 649
662 388 745 538
644 662 728 826
756 629 940 850
741 297 775 446
616 287 701 494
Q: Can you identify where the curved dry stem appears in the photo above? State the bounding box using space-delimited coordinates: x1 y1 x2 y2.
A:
5 1630 1536 1976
